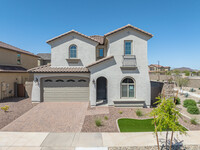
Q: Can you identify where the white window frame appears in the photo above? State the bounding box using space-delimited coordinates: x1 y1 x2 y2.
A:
69 45 77 58
121 77 135 98
124 40 133 55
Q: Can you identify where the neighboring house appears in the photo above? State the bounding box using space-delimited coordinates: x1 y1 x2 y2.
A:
37 53 51 66
149 64 170 74
0 41 38 100
29 24 153 107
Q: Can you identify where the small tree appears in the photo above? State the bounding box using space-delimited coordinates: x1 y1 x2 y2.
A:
151 97 186 150
175 77 189 91
173 70 180 76
183 70 190 76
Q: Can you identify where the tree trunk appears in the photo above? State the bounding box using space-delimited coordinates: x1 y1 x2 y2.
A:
154 115 160 150
169 131 174 150
166 129 168 150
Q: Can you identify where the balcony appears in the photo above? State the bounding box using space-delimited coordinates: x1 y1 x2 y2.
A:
121 55 137 70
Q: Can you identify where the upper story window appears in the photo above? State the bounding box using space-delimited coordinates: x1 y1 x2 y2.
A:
69 45 77 58
17 54 21 65
124 41 132 55
97 48 104 59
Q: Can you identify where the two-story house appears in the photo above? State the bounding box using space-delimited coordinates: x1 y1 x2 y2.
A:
29 24 153 107
0 41 38 100
37 53 51 66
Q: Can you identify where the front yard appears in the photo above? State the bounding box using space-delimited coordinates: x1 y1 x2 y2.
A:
1 96 200 132
0 98 37 129
82 105 200 132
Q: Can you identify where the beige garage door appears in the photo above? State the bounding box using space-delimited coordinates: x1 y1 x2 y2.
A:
42 77 89 102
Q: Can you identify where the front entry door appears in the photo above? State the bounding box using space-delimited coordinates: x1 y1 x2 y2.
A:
97 77 107 100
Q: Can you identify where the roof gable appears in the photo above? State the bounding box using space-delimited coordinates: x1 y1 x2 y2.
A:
46 30 100 44
0 41 38 57
104 24 153 38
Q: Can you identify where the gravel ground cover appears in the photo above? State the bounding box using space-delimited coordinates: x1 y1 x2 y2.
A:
109 145 200 150
0 97 37 129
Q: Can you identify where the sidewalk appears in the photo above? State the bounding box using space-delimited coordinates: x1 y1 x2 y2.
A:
0 131 200 149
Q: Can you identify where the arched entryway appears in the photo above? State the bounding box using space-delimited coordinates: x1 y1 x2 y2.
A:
96 77 107 104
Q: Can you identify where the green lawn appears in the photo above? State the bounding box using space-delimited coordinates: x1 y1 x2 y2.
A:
118 118 188 132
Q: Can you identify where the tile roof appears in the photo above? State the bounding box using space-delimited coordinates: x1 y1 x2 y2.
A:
104 24 153 37
28 65 90 73
89 35 104 44
0 41 38 57
0 65 27 73
86 56 114 68
37 53 51 60
149 64 170 68
46 30 100 44
149 64 163 68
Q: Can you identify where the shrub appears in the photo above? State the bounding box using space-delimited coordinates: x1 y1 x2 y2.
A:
189 88 196 92
136 109 143 117
174 97 181 105
190 118 198 125
199 88 200 90
187 106 200 114
119 111 123 114
104 116 108 120
1 105 9 112
95 119 102 127
183 99 196 108
185 93 189 98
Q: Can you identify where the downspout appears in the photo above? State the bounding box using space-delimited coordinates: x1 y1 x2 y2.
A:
1 82 3 100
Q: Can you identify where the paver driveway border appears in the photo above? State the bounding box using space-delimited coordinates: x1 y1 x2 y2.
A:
1 102 89 132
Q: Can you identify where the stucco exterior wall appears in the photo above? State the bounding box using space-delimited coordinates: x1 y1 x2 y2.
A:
49 33 98 67
89 28 151 106
0 48 38 69
0 72 31 100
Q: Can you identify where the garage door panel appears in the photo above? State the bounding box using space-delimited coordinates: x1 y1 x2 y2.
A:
42 78 89 102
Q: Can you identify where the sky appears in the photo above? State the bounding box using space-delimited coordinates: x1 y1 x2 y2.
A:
0 0 200 69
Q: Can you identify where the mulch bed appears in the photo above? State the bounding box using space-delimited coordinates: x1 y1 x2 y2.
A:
81 106 200 132
0 97 37 129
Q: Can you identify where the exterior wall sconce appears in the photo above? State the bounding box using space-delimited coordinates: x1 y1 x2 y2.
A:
92 79 95 84
35 78 39 85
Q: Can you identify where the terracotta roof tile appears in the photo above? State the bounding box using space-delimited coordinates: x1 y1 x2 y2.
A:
86 56 114 68
89 35 104 44
37 53 51 60
104 24 153 37
0 41 38 57
28 65 90 73
46 30 100 44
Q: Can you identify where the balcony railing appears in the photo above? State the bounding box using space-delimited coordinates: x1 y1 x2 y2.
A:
121 55 137 69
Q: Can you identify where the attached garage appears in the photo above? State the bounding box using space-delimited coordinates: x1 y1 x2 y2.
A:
42 77 89 102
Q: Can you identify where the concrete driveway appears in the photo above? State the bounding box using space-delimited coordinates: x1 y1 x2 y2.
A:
1 102 89 132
